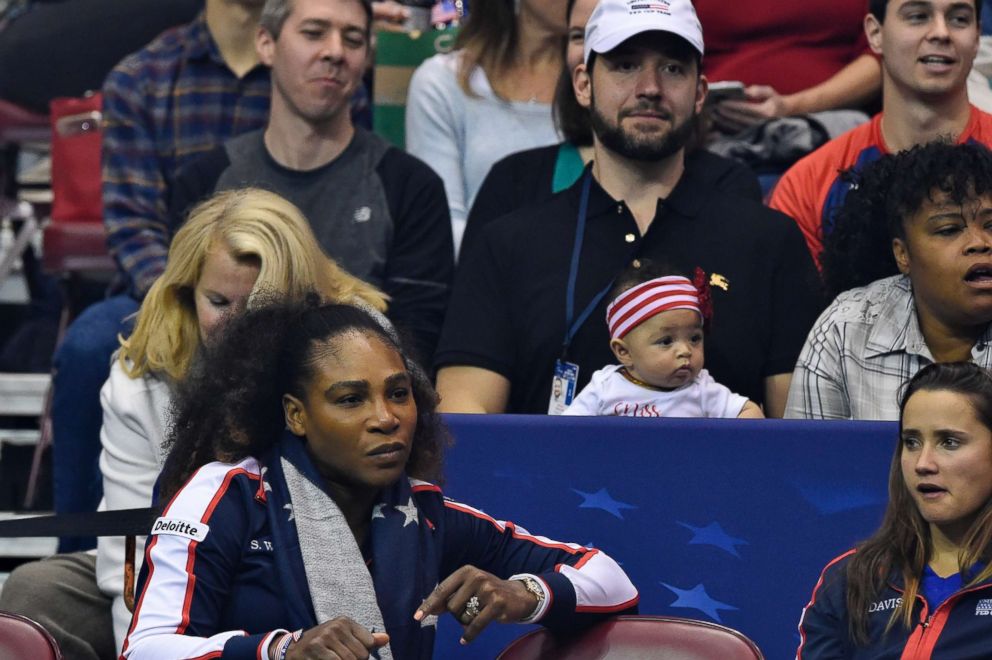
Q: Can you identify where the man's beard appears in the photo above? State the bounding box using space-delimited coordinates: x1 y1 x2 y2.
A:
589 99 695 162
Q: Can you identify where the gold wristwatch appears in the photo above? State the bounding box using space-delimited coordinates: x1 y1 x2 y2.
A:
514 575 546 621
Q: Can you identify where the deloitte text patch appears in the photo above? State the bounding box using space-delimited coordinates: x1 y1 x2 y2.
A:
151 517 210 543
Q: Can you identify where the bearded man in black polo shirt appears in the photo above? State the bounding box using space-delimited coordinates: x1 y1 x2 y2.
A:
434 0 822 417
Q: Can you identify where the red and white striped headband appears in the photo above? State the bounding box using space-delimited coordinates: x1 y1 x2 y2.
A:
606 276 702 340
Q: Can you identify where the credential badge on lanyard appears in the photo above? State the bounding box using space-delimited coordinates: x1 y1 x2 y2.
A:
548 359 579 415
550 169 613 414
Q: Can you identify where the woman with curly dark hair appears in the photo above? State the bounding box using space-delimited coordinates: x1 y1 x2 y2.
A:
821 140 992 301
122 301 638 660
786 141 992 420
0 187 389 660
819 163 899 303
797 361 992 657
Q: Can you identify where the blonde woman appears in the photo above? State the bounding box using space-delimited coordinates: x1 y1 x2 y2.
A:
0 188 387 660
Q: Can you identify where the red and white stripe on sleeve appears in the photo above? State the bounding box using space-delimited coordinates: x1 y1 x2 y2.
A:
443 498 639 615
121 458 262 660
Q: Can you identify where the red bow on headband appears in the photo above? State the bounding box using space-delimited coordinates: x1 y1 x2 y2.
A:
692 267 714 330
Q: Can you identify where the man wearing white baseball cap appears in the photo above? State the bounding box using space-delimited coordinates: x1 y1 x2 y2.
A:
434 0 822 418
583 0 705 65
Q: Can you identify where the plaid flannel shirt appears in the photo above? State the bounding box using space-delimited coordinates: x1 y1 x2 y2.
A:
785 275 992 420
101 12 270 297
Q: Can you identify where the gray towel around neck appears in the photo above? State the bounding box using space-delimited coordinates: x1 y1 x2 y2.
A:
282 456 393 659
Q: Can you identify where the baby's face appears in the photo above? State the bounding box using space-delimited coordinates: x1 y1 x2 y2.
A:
620 309 704 390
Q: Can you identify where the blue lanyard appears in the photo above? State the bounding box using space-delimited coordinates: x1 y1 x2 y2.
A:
563 169 616 359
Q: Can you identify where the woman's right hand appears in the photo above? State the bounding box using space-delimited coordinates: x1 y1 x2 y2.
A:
284 618 390 660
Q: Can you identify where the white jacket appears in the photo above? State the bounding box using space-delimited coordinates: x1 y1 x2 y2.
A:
95 360 171 648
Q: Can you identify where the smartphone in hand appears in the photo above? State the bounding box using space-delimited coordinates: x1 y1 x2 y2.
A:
706 81 746 105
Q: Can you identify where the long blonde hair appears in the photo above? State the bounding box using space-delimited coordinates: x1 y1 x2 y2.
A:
119 188 387 381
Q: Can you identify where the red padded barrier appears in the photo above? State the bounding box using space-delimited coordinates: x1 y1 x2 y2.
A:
497 615 763 660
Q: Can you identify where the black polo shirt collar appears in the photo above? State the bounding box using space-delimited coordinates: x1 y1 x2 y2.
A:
574 159 707 225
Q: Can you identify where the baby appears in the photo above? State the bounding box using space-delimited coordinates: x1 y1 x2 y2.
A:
565 261 762 418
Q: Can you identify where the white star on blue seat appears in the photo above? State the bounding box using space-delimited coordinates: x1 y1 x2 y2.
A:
371 503 387 520
661 582 738 623
677 521 748 558
571 487 637 520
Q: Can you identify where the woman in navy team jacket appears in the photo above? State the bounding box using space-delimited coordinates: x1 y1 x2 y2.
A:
121 300 638 660
798 362 992 658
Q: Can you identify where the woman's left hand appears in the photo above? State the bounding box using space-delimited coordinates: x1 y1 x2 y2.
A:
413 565 539 644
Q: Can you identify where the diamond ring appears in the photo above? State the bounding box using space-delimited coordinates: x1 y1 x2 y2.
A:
463 595 481 621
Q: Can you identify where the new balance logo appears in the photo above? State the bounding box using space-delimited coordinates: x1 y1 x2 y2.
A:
354 206 372 223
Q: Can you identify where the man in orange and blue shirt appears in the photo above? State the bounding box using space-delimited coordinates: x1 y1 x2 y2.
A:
770 0 992 268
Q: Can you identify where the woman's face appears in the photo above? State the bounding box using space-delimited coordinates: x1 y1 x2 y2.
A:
900 388 992 544
892 188 992 331
193 247 260 343
285 330 417 493
566 0 599 74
